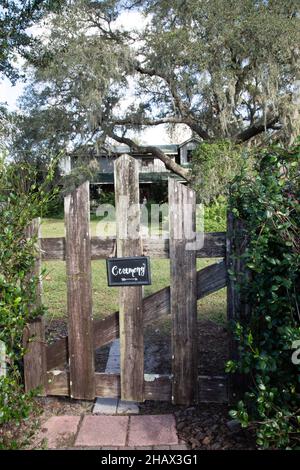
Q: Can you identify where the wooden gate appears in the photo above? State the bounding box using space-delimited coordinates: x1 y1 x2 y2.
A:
23 154 231 405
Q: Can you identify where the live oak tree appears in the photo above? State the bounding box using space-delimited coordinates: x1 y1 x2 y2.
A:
0 1 64 161
12 0 128 161
0 0 64 82
12 0 300 180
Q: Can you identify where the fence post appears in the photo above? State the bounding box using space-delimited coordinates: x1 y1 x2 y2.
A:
114 154 144 402
226 210 251 402
23 218 47 394
65 181 95 399
169 179 198 405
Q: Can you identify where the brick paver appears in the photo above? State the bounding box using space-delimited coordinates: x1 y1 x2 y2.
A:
38 415 81 449
36 413 184 449
75 416 128 447
128 415 178 447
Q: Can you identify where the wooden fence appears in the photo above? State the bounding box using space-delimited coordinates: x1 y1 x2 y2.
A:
23 154 240 405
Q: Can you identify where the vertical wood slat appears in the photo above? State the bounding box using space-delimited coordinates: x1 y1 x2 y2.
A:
226 211 251 402
114 154 144 402
226 210 238 403
169 179 198 405
65 182 95 399
23 218 47 394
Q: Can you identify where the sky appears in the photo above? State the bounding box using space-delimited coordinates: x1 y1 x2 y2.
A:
0 76 25 110
0 8 191 145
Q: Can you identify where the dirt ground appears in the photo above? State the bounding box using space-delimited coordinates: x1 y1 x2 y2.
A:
45 317 229 375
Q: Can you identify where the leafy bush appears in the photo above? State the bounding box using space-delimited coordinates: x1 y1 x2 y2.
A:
43 190 64 217
0 158 57 448
204 196 227 232
191 140 252 204
226 143 300 449
98 190 115 206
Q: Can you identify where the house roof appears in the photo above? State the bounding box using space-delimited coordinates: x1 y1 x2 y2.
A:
71 140 201 160
110 144 178 155
178 137 202 148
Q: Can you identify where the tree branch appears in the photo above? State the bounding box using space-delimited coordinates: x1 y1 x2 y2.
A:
234 116 280 143
113 116 184 126
104 127 191 181
135 64 210 140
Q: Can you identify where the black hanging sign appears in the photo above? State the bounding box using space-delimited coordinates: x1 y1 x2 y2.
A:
106 256 151 286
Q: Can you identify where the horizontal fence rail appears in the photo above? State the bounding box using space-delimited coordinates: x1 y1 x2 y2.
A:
40 232 226 260
46 370 228 404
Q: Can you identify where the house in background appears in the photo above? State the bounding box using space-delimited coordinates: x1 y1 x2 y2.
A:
61 137 201 202
178 137 201 166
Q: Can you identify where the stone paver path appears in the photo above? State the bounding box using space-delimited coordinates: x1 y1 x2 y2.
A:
37 416 81 449
93 397 139 415
128 415 178 447
76 416 128 447
37 414 187 450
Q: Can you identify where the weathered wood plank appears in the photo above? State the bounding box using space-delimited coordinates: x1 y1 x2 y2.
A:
93 312 119 351
45 261 227 370
143 286 170 321
227 211 239 326
41 232 226 260
226 211 239 403
46 370 70 396
115 154 144 402
91 237 116 259
46 372 172 401
227 214 251 324
95 373 121 398
46 371 122 398
198 375 228 403
46 338 68 370
169 179 198 405
141 238 170 258
95 373 172 401
46 314 120 371
144 374 172 401
41 237 66 260
46 370 228 403
65 181 95 399
195 232 225 258
23 219 47 394
226 211 251 402
197 260 226 298
23 318 47 393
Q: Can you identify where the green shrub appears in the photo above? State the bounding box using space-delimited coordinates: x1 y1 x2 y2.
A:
98 190 115 206
226 143 300 449
43 190 64 217
0 158 57 448
204 196 227 232
191 140 252 204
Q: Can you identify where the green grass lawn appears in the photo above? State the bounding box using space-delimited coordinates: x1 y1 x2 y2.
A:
41 218 226 324
41 217 104 237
